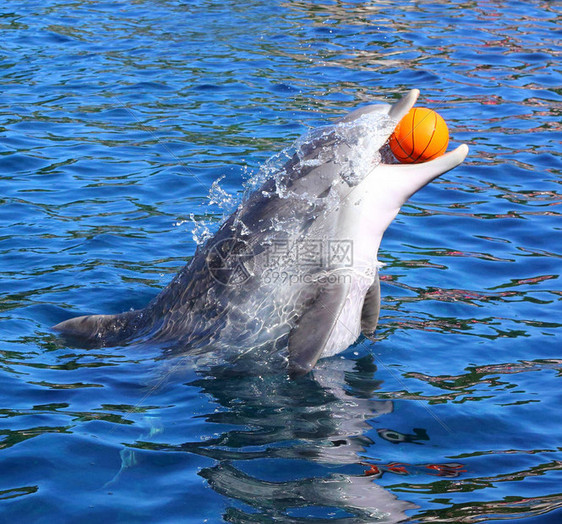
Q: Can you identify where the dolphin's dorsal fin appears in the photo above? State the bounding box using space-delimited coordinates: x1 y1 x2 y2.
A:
287 281 351 377
53 311 140 346
361 273 380 337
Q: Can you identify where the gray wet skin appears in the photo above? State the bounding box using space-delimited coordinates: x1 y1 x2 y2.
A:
54 90 469 377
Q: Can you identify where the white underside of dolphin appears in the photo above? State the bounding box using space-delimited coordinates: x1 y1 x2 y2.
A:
54 89 469 377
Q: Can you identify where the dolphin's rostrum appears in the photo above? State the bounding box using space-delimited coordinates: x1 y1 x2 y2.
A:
54 90 469 376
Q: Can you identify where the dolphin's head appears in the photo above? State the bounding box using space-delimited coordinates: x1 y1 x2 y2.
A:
249 89 469 271
276 90 467 210
329 89 469 243
343 89 468 202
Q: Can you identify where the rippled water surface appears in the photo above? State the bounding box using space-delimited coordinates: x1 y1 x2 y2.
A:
1 1 561 522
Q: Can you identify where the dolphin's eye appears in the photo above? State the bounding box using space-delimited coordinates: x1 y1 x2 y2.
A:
318 187 331 199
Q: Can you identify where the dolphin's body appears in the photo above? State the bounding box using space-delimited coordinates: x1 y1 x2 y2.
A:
54 90 468 376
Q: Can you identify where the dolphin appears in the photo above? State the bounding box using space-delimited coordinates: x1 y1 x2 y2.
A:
54 89 468 376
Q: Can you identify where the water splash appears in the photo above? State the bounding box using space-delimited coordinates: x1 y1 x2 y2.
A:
189 107 396 249
189 213 213 245
208 174 238 213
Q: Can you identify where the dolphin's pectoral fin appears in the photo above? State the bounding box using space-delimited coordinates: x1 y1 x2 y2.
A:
53 311 139 346
361 273 381 337
287 282 349 378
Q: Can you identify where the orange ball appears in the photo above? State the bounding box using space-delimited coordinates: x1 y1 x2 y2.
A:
389 107 449 163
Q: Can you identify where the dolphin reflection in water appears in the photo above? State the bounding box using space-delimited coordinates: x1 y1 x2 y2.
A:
110 354 468 522
54 89 468 377
122 356 420 522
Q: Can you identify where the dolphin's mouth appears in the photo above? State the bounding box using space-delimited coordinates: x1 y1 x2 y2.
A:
388 88 420 122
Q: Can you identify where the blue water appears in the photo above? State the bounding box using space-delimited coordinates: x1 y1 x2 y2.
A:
1 0 561 522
